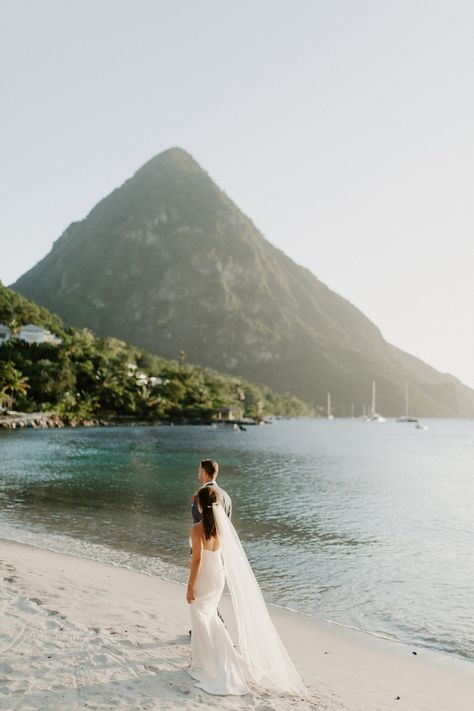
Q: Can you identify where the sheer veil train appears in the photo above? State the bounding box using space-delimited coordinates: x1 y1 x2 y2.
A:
213 503 307 696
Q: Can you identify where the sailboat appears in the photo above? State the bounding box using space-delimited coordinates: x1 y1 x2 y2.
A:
397 382 418 423
327 393 334 420
366 381 386 423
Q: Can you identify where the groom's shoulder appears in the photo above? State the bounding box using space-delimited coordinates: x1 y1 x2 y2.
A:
202 480 231 500
215 481 230 496
206 480 231 500
217 485 232 511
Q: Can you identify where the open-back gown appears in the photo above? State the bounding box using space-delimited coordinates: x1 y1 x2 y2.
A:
188 547 249 695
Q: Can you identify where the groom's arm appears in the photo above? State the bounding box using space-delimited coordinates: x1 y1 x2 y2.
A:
191 494 202 523
225 492 232 520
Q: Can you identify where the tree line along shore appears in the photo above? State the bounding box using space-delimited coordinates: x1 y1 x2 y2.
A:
0 283 312 426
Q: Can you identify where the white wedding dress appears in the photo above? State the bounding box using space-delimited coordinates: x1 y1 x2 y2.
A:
188 546 249 695
188 504 306 697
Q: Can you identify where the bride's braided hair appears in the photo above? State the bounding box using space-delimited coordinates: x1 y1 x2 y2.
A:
198 486 220 540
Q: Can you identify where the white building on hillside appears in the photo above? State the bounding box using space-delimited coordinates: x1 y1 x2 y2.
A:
16 323 62 345
0 324 12 343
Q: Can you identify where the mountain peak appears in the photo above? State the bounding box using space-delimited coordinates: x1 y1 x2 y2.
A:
12 151 474 417
135 146 204 179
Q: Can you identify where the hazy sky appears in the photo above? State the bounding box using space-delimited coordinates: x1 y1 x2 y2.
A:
1 1 473 386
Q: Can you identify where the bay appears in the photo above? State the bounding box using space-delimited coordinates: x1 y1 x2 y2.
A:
0 418 473 660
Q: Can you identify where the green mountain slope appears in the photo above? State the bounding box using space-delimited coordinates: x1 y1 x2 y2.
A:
389 345 474 418
0 282 308 420
12 147 474 417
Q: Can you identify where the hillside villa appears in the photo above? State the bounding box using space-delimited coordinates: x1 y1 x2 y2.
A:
0 323 62 346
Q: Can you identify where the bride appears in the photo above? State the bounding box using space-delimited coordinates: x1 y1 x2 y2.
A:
186 486 306 697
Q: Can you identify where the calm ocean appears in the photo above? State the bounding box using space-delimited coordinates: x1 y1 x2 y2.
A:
0 419 473 660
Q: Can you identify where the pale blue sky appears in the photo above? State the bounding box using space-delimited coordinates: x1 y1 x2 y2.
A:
1 0 473 386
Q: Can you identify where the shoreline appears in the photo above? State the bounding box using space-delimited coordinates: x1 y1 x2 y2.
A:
0 411 269 430
1 529 472 665
0 410 173 430
1 537 473 710
2 413 472 431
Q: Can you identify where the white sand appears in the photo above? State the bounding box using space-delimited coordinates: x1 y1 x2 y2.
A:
0 538 472 710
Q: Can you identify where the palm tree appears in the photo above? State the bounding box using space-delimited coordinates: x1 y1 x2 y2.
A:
0 362 30 410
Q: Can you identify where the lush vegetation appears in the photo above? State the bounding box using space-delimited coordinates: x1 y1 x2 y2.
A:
0 283 311 421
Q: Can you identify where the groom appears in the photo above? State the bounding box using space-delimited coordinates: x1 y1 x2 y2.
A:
189 459 231 634
192 459 232 523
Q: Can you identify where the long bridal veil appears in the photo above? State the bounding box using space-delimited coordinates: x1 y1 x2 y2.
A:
212 503 307 696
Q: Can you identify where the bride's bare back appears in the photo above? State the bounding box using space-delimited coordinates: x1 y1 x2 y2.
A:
191 522 220 551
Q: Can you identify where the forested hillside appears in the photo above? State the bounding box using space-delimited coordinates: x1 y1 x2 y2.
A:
0 282 309 422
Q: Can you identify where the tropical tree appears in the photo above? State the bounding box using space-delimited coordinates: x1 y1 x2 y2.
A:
0 362 30 410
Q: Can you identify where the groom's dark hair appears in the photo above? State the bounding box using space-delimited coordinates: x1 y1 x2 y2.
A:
200 459 218 479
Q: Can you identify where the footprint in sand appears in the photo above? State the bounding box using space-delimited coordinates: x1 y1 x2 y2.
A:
29 597 43 605
144 663 159 673
93 654 108 664
47 609 67 620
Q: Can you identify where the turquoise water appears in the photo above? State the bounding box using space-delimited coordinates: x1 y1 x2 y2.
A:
0 419 473 660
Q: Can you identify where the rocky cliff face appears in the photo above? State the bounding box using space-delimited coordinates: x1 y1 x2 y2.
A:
12 148 474 416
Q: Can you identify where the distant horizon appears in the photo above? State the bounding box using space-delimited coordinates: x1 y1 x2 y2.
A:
1 1 472 387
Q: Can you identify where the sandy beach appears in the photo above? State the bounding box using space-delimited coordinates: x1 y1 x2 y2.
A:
0 538 472 711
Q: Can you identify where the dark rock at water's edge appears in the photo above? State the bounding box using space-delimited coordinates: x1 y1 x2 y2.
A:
0 411 269 430
0 411 108 429
12 148 474 417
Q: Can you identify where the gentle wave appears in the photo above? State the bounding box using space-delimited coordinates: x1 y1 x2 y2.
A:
0 519 188 585
1 518 472 663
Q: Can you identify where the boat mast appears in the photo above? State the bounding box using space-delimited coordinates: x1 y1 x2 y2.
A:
371 381 376 417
